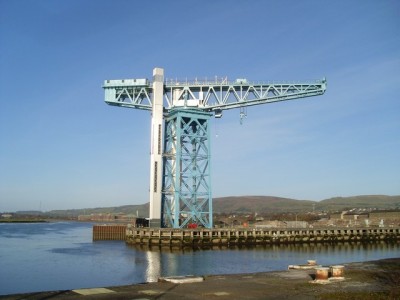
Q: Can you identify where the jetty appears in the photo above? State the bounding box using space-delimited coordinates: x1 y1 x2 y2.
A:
92 224 127 241
125 226 400 247
92 224 400 246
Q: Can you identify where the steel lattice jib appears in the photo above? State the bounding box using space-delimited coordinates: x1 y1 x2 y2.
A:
103 68 327 229
162 109 213 228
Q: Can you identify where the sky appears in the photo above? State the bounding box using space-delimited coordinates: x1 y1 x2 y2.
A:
0 0 399 212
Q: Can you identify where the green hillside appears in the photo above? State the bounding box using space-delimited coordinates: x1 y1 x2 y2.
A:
212 196 315 214
14 195 399 217
213 195 400 214
317 195 400 211
44 203 149 218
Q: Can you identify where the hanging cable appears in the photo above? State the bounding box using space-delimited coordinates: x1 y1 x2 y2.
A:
214 117 219 138
239 107 247 125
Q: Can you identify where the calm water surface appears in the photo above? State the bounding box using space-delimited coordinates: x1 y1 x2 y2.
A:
0 222 399 295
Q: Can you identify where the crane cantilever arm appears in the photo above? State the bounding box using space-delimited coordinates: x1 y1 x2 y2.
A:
103 79 153 111
103 78 327 112
164 78 327 112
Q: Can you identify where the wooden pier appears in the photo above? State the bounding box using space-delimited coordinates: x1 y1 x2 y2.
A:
125 227 400 247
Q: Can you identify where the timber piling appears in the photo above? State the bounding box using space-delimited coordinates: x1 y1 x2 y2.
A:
125 227 400 247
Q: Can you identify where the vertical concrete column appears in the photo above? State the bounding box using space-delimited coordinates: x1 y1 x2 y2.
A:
149 67 164 228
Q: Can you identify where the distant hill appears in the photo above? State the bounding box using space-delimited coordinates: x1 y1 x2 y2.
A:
213 196 315 214
317 195 400 211
21 203 150 218
214 195 400 214
15 195 399 217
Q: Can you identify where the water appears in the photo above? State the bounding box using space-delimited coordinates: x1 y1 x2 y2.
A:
0 222 399 295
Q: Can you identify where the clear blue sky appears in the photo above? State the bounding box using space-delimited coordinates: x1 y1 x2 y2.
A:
0 0 399 212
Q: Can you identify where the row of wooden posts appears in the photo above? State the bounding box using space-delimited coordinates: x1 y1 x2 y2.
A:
92 225 127 241
93 225 400 247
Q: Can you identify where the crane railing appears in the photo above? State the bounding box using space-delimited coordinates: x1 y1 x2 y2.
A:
103 78 327 112
164 78 325 87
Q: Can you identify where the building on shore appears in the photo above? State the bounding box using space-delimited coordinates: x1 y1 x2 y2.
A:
329 210 400 227
78 213 136 222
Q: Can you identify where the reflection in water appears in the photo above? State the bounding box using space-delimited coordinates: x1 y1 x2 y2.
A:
145 250 161 282
138 241 400 279
0 222 398 295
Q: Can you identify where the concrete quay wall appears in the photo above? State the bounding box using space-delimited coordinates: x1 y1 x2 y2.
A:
126 227 400 247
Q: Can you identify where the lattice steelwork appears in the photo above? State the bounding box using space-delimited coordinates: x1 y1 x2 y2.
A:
162 109 212 228
104 78 327 112
103 68 327 229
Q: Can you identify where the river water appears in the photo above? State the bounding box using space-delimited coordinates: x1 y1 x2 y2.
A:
0 221 399 295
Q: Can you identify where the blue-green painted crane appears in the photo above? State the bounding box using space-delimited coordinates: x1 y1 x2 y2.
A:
103 68 326 229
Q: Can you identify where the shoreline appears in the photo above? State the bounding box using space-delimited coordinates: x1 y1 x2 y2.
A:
0 219 47 223
1 257 399 299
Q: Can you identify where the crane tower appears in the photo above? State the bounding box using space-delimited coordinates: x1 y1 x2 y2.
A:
103 68 327 229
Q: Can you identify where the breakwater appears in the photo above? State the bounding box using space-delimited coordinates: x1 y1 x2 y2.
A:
125 227 400 247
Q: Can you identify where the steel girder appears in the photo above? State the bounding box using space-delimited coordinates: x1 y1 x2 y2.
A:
103 70 327 229
162 109 213 228
104 84 152 110
103 78 327 112
164 79 327 112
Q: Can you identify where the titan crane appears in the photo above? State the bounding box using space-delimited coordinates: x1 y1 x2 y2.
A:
103 68 327 229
